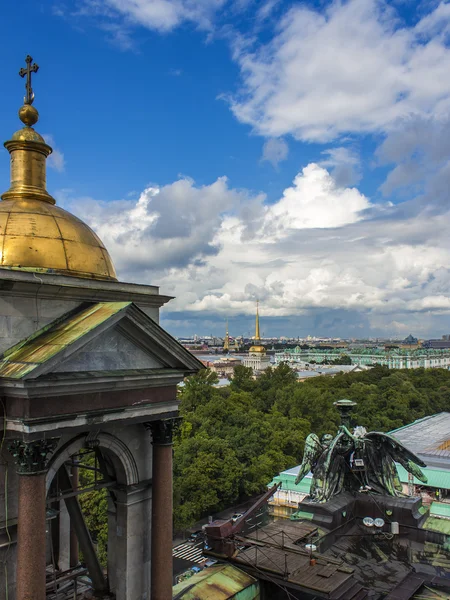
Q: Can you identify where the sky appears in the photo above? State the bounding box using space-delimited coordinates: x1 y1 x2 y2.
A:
2 0 450 339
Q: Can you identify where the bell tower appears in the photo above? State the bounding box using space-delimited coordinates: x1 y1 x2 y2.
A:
0 57 202 600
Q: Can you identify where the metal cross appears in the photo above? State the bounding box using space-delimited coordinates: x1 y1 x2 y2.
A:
19 55 39 105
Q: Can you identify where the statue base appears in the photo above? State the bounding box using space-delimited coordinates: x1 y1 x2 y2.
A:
291 491 430 532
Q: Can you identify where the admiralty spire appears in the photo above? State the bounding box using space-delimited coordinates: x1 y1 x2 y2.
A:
243 300 270 373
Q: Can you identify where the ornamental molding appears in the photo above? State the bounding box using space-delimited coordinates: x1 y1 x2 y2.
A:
8 438 59 475
145 418 181 446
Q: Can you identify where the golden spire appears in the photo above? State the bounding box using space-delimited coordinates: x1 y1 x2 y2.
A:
249 300 265 354
224 319 230 352
0 56 117 281
255 300 260 342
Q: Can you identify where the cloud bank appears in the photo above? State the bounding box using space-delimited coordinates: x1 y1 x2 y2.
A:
62 158 450 336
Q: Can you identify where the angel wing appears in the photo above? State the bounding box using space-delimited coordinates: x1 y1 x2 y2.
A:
365 431 427 484
295 433 322 485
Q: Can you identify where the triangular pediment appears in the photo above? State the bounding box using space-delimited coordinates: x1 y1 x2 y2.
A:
0 301 203 380
53 327 165 373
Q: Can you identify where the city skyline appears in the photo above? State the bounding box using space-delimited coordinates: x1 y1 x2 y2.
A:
3 1 450 338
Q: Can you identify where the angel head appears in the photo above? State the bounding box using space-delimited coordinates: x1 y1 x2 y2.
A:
353 426 367 438
321 434 333 447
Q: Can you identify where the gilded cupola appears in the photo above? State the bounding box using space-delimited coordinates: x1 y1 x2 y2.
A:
0 56 117 281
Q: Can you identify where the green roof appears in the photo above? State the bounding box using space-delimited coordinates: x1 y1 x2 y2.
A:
172 564 258 599
396 465 450 490
269 473 312 494
0 302 131 379
422 515 450 535
430 502 450 519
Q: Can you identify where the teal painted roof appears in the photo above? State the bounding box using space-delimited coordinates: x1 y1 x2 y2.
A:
269 471 312 494
396 465 450 490
430 502 450 518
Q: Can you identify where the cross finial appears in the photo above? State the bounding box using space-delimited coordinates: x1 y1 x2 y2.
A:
19 55 39 105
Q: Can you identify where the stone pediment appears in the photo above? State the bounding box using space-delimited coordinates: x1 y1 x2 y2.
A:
53 327 164 373
0 301 202 380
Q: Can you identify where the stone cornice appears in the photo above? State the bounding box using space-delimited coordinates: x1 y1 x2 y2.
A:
0 269 173 308
6 404 179 436
0 368 187 398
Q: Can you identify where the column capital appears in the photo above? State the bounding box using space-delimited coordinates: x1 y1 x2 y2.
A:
8 438 59 475
145 418 180 446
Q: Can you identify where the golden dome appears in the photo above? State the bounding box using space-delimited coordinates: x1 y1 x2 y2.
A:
1 57 117 281
0 199 116 280
11 126 45 143
249 345 266 354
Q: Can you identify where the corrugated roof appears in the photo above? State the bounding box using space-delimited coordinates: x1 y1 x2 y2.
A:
396 465 450 490
269 468 312 494
431 502 450 519
172 564 258 599
389 413 450 460
0 302 131 379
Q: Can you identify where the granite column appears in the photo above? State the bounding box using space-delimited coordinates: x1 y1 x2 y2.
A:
8 438 59 600
146 419 177 600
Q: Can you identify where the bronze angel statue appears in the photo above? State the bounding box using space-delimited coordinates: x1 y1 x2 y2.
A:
295 423 427 503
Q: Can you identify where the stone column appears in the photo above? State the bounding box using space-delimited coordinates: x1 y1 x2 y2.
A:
146 419 178 600
113 485 151 600
69 464 79 567
8 438 59 600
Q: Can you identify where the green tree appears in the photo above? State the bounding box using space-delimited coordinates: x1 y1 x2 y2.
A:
78 456 108 567
230 365 255 392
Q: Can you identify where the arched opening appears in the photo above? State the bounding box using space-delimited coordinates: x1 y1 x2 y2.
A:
45 433 139 599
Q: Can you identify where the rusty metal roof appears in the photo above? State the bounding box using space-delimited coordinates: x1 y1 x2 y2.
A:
172 564 258 599
0 302 131 379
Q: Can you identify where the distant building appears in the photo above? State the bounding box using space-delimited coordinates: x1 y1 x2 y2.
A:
403 334 418 345
423 339 450 349
242 302 270 374
205 357 241 377
275 346 450 369
223 320 230 352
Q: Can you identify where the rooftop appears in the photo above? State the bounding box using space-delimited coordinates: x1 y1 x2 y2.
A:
390 413 450 468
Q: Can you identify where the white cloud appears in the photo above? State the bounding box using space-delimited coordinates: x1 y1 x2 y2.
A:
65 161 450 328
261 138 288 167
42 134 65 172
65 176 259 275
229 0 450 142
267 163 370 230
256 0 280 23
72 0 236 32
319 147 362 187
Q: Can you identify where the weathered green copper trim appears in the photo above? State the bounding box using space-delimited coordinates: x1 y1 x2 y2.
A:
0 302 131 379
8 438 59 474
173 564 259 599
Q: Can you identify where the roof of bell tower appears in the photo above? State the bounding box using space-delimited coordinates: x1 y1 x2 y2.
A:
0 55 117 281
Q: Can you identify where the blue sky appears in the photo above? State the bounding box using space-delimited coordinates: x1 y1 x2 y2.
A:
2 0 450 339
